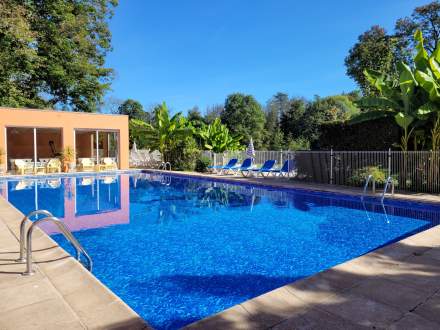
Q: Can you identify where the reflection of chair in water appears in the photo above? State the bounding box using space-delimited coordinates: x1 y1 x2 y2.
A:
14 180 32 190
102 176 117 184
80 177 94 186
47 178 61 189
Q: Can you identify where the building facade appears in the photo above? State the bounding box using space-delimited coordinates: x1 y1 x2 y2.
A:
0 107 129 171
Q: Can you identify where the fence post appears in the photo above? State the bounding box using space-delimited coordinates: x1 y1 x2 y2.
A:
330 148 334 185
280 150 283 167
387 148 391 178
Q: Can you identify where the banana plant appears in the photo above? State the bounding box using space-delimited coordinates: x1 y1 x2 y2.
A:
129 102 193 154
352 41 430 151
412 30 440 151
196 118 243 153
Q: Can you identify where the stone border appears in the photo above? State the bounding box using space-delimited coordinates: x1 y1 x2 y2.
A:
0 196 150 330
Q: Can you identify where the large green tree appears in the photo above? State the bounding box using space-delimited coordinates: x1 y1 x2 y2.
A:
204 104 224 124
221 93 266 148
0 1 41 108
187 106 205 128
118 99 149 121
352 32 433 151
0 0 117 112
396 1 440 55
345 26 399 95
280 98 307 140
263 92 289 149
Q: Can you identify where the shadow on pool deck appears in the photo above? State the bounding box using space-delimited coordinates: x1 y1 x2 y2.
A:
184 229 440 329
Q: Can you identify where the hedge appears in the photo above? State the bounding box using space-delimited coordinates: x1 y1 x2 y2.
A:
313 117 401 151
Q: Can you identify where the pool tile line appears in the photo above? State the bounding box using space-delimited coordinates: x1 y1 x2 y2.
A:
145 170 440 208
0 169 142 181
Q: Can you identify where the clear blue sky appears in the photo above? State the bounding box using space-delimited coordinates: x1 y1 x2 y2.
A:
105 0 428 114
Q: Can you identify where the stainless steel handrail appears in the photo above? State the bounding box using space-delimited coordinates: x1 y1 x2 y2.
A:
381 176 395 203
22 216 93 276
17 210 53 262
158 162 171 171
361 175 373 201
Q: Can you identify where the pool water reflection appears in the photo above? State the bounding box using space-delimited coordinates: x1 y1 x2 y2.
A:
1 175 127 234
1 172 440 329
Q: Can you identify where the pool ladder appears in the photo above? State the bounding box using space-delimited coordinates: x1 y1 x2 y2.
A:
159 162 172 171
361 175 375 200
16 210 92 276
381 176 395 203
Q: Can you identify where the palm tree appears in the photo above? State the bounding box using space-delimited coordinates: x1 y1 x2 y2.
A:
130 102 193 154
196 118 243 153
352 62 428 151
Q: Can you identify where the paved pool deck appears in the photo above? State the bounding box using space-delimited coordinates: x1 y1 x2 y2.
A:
0 196 149 330
0 170 439 329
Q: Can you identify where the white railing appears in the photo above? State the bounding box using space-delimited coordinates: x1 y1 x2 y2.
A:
202 150 440 194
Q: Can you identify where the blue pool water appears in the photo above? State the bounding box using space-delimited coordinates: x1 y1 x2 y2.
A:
1 172 440 329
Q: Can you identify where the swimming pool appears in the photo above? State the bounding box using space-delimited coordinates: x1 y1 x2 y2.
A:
1 172 439 329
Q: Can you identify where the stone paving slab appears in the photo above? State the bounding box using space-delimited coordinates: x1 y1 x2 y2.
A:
0 196 150 330
186 226 440 329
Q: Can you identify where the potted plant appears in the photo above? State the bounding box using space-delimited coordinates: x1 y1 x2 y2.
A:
0 148 5 175
61 146 75 172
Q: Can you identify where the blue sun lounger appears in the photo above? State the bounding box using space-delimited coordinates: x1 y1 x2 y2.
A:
246 159 276 177
208 158 238 173
270 159 297 177
230 158 253 176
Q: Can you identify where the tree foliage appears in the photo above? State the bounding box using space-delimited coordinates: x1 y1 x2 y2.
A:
118 99 149 121
187 106 205 128
0 0 118 112
352 30 440 151
345 26 399 95
221 93 266 148
197 118 242 153
396 1 440 55
129 102 193 154
204 104 224 124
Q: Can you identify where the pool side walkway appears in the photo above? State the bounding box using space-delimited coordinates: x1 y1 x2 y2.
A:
0 196 150 330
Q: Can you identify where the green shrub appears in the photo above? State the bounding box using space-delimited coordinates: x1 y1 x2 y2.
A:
349 166 398 186
167 137 200 171
195 156 211 173
285 137 310 150
314 117 400 150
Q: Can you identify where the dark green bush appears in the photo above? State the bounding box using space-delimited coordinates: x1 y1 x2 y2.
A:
165 137 200 171
195 156 211 173
313 117 400 150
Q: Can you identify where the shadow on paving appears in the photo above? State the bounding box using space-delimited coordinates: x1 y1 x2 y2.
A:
180 240 440 329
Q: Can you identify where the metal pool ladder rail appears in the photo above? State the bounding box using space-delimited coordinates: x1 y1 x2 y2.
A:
381 176 395 203
361 174 374 200
159 161 172 171
17 210 93 276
